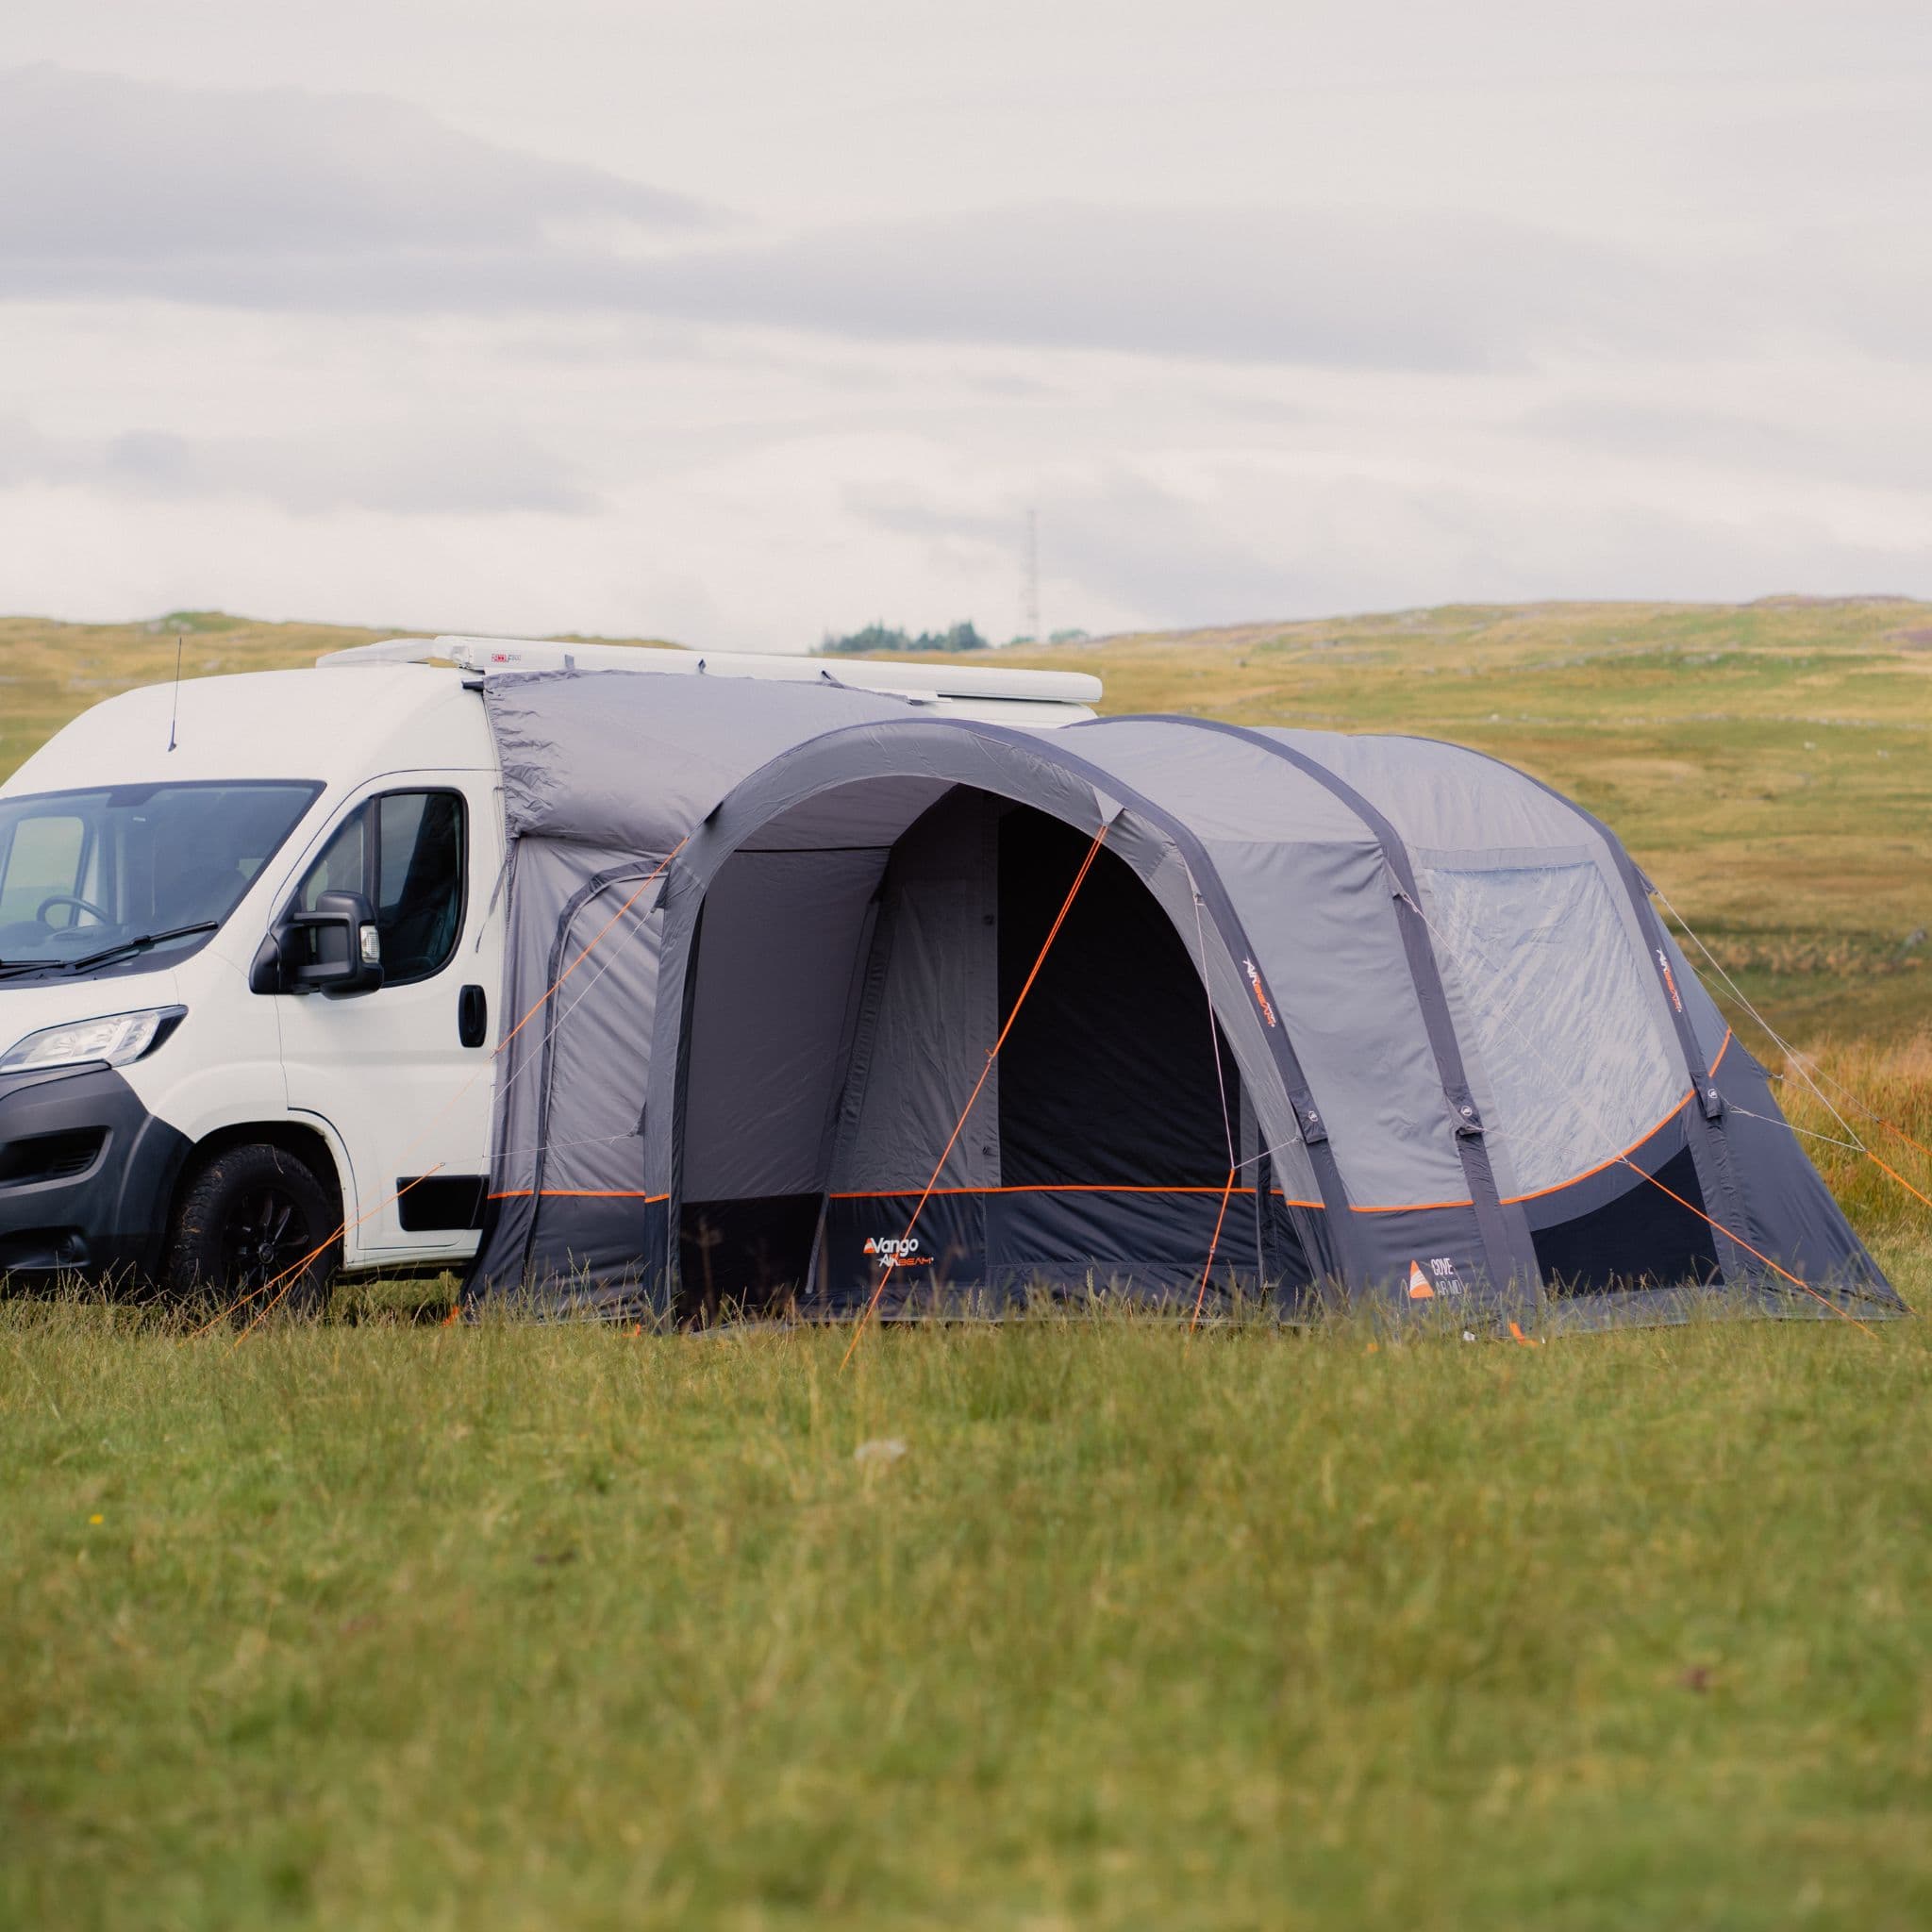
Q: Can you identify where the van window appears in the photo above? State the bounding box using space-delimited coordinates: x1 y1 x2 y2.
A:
0 782 319 974
297 811 370 914
0 815 87 926
293 791 466 987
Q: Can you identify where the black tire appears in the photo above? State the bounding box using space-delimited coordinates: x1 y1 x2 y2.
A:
164 1143 341 1320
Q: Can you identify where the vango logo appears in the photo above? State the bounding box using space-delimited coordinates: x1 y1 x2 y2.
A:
863 1235 927 1266
1242 957 1277 1028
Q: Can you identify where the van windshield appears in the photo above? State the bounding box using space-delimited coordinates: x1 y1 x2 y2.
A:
0 781 321 976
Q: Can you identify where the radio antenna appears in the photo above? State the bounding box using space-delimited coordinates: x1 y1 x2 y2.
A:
167 632 183 753
1023 506 1041 644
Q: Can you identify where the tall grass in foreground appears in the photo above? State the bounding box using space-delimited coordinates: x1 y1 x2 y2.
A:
1773 1028 1932 1244
2 1250 1928 1931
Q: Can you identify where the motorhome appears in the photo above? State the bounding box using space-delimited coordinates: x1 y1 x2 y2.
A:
0 639 1099 1305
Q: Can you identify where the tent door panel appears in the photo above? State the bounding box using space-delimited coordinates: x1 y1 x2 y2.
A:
824 791 1002 1196
800 891 885 1301
676 847 887 1308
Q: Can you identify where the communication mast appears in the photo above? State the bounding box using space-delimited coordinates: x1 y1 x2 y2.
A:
1023 506 1041 644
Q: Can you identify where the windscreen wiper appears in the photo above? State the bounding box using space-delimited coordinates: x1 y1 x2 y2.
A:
61 921 221 972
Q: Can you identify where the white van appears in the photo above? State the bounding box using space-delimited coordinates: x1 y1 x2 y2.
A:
0 639 1098 1306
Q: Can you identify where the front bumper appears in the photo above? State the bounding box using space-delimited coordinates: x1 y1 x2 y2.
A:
0 1065 192 1283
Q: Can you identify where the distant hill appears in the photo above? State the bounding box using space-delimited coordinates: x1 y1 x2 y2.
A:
4 597 1926 1043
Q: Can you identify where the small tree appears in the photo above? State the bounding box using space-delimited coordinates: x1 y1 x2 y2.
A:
816 621 987 656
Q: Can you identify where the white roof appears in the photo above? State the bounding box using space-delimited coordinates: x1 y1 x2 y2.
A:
319 634 1103 710
4 665 490 799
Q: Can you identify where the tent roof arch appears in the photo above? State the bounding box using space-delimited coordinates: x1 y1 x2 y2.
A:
1260 728 1611 858
647 715 1380 1290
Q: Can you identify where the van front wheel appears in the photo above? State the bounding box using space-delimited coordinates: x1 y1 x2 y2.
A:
165 1144 341 1319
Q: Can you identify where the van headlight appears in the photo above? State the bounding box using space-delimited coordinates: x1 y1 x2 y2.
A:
0 1007 186 1074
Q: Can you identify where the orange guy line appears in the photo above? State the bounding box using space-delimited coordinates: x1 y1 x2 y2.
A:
841 820 1111 1368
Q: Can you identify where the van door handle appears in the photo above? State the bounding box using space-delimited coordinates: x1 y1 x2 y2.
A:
458 984 488 1049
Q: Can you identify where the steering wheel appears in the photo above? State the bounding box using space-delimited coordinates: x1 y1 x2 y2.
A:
37 893 113 928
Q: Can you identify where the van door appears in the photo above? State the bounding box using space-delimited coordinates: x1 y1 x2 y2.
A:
271 771 503 1267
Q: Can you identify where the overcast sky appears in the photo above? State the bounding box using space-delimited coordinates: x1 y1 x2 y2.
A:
1 3 1928 649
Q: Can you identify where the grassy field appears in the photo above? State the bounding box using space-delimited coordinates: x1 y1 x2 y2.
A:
4 1266 1931 1931
3 599 1930 1928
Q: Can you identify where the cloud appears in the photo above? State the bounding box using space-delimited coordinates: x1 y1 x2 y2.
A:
0 63 712 282
0 66 1737 372
622 204 1705 372
852 472 1325 626
3 42 1929 645
1519 393 1932 494
0 413 600 516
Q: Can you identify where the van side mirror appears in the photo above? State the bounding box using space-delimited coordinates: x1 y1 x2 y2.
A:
258 890 384 996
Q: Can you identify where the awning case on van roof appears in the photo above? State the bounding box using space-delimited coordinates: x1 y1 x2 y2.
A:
318 634 1103 717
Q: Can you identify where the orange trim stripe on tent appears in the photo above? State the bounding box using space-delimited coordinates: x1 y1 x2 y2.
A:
487 1189 669 1202
1500 1090 1693 1205
830 1181 1243 1200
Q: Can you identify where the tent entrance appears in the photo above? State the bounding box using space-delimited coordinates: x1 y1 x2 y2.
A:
675 791 1279 1316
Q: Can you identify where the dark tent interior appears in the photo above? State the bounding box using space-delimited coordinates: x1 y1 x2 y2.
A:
1525 1138 1722 1293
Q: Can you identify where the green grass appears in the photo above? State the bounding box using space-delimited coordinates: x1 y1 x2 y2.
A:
4 1259 1930 1931
3 599 1931 1927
